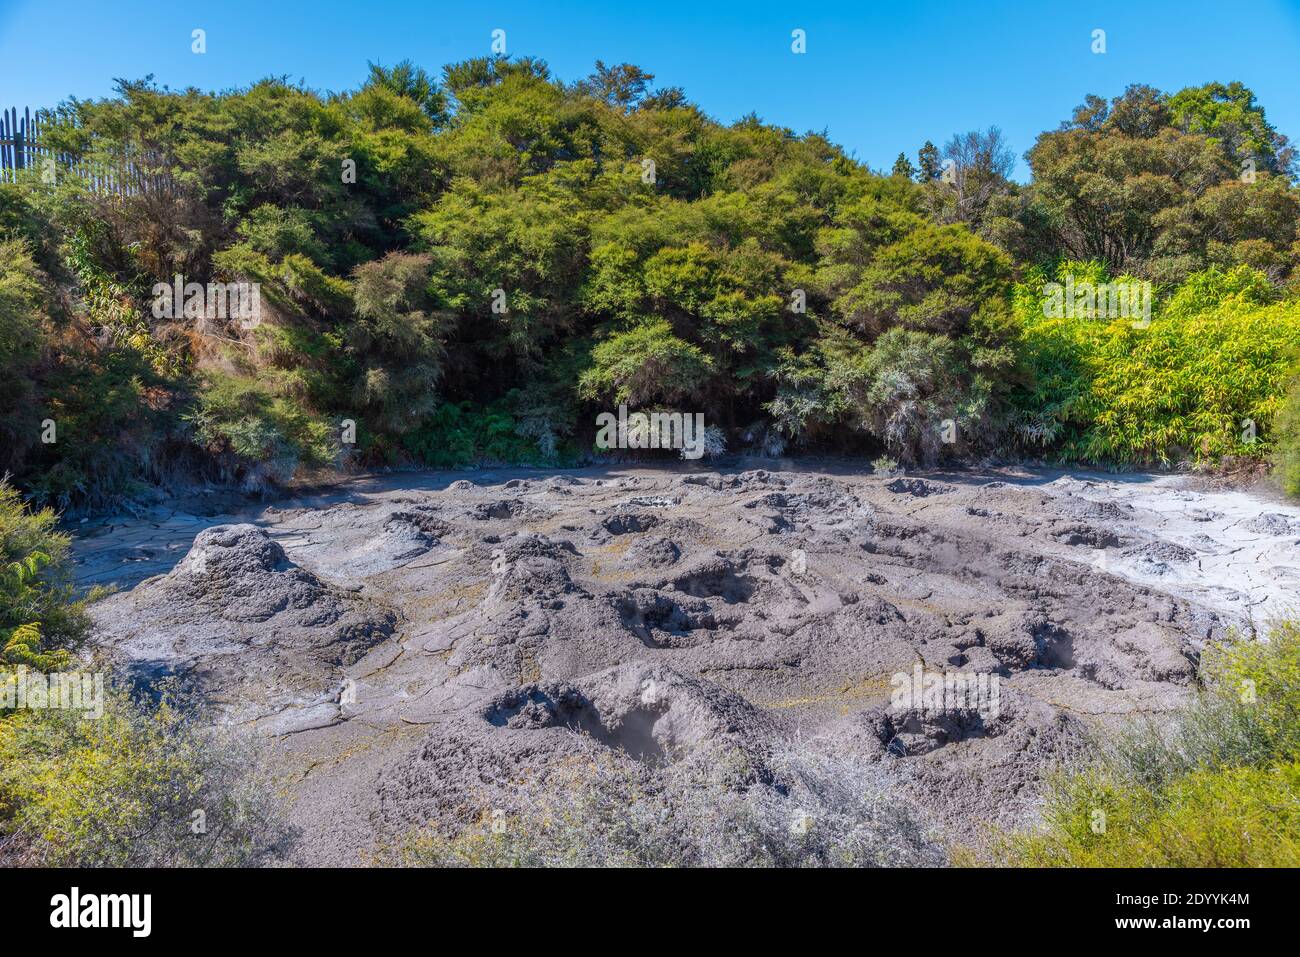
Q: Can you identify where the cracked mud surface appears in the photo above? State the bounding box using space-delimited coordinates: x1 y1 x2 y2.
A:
76 464 1300 864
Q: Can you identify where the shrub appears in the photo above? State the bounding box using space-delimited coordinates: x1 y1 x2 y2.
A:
0 482 90 673
25 344 180 509
1013 265 1300 465
579 319 714 407
0 683 297 866
823 221 1014 338
829 328 992 466
11 226 183 509
399 744 942 868
399 398 578 468
998 622 1300 867
1007 762 1300 867
185 371 337 485
0 485 295 866
350 252 445 434
0 239 46 476
1274 370 1300 497
1162 263 1278 319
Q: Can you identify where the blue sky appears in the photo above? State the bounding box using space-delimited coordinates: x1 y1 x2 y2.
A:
2 0 1298 179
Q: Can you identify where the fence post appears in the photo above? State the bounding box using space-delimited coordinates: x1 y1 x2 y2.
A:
0 105 170 196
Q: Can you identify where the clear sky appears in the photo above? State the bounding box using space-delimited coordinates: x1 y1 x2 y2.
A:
2 0 1298 179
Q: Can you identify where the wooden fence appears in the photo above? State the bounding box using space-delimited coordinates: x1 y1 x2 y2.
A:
0 106 174 195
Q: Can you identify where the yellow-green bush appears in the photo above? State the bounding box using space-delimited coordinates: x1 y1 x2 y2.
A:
1014 264 1300 465
0 481 89 674
1274 371 1300 496
185 371 338 485
1 487 295 866
999 622 1300 867
1147 763 1300 867
1009 762 1300 867
0 685 297 866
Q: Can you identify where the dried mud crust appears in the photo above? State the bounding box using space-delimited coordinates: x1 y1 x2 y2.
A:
91 523 397 730
83 466 1296 862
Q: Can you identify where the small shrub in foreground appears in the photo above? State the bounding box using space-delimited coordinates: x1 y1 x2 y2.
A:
997 622 1300 867
399 744 942 868
0 683 298 867
0 481 91 672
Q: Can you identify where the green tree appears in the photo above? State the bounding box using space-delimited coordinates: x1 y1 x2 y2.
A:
350 252 446 435
1027 83 1300 282
364 59 449 126
916 140 941 181
0 240 45 476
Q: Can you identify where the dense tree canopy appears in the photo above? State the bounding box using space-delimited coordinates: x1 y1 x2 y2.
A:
1026 83 1300 281
0 61 1297 505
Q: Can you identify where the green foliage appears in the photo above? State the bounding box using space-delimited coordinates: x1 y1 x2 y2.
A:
410 177 588 361
580 319 714 406
828 328 982 465
206 376 329 464
1169 81 1294 175
766 340 850 444
0 482 89 677
66 229 179 372
4 64 1299 501
1012 264 1300 465
0 684 296 866
185 372 337 484
1202 620 1300 760
0 240 46 474
2 223 186 508
799 201 1020 461
1273 370 1300 497
1162 263 1278 318
350 252 445 433
891 153 916 179
1005 762 1300 867
1026 83 1300 283
364 59 449 126
399 398 578 468
0 482 292 866
999 622 1300 867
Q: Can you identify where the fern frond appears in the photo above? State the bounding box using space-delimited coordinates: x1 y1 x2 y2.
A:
1 622 72 672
